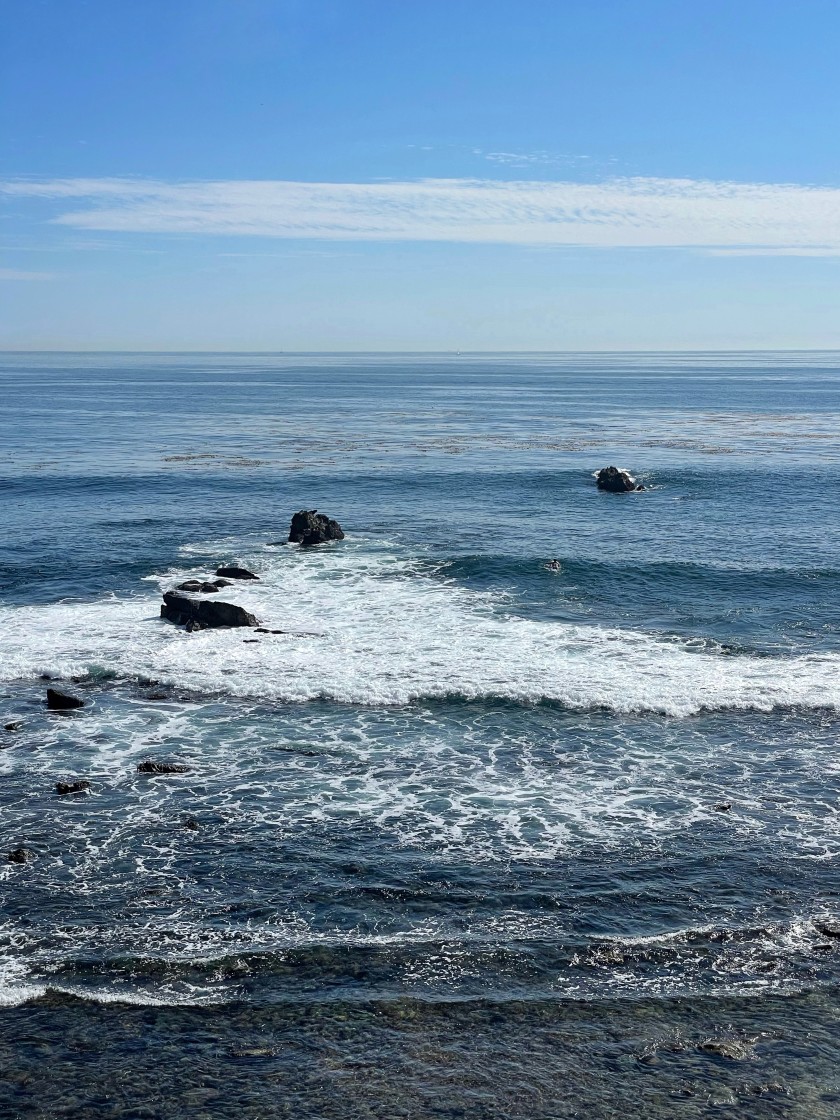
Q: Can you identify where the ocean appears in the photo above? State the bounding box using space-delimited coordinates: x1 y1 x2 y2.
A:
1 351 839 1117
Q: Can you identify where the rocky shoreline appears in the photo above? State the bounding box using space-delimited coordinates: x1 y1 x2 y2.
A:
4 474 645 863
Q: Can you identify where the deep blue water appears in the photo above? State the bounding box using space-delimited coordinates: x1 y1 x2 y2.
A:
1 352 839 1117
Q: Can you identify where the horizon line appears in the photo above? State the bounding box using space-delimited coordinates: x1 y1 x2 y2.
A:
3 347 840 355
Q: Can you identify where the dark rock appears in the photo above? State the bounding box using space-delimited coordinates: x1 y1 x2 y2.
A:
7 848 32 864
175 579 204 592
161 592 258 629
46 688 85 711
146 692 170 701
698 1038 756 1061
714 802 732 812
595 466 640 493
4 721 22 732
215 566 259 580
185 618 201 633
184 817 200 830
242 639 260 643
56 780 90 796
814 920 840 939
137 761 190 774
212 578 233 588
288 509 345 546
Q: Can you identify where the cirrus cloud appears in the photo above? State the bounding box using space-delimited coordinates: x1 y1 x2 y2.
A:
3 175 840 254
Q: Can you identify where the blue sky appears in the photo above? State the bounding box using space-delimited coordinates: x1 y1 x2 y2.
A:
2 0 840 349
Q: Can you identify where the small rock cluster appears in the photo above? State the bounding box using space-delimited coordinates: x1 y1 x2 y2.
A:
159 510 345 630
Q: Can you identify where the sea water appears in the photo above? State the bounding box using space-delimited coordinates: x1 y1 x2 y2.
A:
1 352 839 1117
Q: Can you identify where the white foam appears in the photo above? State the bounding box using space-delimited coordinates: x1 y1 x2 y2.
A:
1 539 838 716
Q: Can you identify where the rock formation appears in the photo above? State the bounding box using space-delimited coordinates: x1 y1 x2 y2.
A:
160 591 258 629
288 509 345 546
595 466 644 492
46 688 85 711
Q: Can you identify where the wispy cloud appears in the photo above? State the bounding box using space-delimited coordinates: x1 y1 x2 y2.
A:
3 175 840 254
474 148 594 169
0 267 54 280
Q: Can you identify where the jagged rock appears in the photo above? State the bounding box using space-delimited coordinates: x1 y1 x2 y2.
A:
814 920 840 939
175 579 204 592
7 848 32 864
137 761 190 774
56 780 91 796
213 577 233 588
4 721 21 732
160 592 258 629
595 466 644 493
184 817 200 830
714 802 732 812
288 509 345 546
46 688 85 711
215 566 259 580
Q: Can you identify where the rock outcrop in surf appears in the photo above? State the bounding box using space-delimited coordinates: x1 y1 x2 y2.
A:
288 509 345 547
175 579 230 593
160 591 258 629
46 688 85 711
595 466 644 492
215 566 259 580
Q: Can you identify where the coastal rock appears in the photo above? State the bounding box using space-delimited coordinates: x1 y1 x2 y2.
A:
7 848 32 864
4 721 22 732
56 780 91 796
698 1038 757 1061
160 591 258 629
184 817 200 830
175 579 221 593
288 509 345 546
595 466 644 493
137 761 190 774
814 920 840 939
215 566 259 580
46 688 85 711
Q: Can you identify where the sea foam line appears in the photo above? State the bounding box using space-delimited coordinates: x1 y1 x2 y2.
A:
0 542 838 716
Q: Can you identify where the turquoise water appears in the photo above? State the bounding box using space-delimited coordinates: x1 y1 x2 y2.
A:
1 352 839 1116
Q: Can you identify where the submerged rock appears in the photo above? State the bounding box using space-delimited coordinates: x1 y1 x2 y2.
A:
160 591 258 629
3 721 22 732
56 780 91 796
288 509 345 546
698 1038 757 1061
7 847 32 864
215 566 259 580
137 761 190 774
595 466 644 493
46 688 85 711
183 817 200 830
